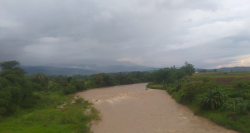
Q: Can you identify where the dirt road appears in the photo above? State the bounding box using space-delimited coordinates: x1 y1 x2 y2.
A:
76 83 238 133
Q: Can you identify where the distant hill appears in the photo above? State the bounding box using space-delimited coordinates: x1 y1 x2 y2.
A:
20 66 98 76
18 65 160 76
91 65 159 73
196 67 250 72
217 67 250 72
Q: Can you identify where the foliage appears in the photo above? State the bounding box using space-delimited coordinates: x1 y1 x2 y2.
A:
0 60 26 75
171 91 185 103
181 82 199 102
147 70 250 133
233 78 250 90
0 93 100 133
31 73 49 88
0 61 34 116
62 85 76 95
71 79 86 91
180 61 195 76
200 87 227 110
201 76 214 83
55 76 69 87
75 97 84 104
222 97 247 115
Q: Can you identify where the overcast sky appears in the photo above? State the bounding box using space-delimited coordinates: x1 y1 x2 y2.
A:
1 0 250 68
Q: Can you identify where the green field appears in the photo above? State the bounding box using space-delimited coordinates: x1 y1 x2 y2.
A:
191 71 250 78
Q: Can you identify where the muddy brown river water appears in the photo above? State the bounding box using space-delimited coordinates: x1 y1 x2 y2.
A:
76 83 238 133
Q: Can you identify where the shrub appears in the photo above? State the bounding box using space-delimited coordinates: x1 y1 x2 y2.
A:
228 91 250 100
222 97 247 115
233 79 250 90
75 98 84 104
31 83 43 91
167 87 176 95
201 76 214 83
0 65 34 116
31 73 49 88
71 80 86 92
181 82 198 102
62 86 76 95
171 91 184 103
200 87 227 110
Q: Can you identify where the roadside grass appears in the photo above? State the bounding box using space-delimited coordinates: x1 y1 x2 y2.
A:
0 92 100 133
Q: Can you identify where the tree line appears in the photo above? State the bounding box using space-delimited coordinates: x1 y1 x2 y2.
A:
0 60 195 117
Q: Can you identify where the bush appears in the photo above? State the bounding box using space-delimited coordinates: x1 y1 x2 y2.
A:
71 80 86 91
201 76 214 83
31 73 49 88
62 85 77 95
31 83 43 91
171 91 184 103
228 91 250 100
75 98 84 104
233 79 250 90
200 87 227 110
181 82 199 102
0 66 34 116
222 97 247 115
167 87 176 95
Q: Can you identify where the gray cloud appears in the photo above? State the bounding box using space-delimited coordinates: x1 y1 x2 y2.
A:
1 0 250 68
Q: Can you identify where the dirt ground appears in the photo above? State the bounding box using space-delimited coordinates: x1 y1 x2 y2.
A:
76 83 238 133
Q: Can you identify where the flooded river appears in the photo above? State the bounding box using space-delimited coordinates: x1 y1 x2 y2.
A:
76 83 238 133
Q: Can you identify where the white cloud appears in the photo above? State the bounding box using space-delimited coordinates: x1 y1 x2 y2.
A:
208 54 250 68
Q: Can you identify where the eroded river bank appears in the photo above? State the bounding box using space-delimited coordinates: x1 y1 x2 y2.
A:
76 83 238 133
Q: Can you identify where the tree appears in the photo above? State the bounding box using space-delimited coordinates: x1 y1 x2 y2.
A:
0 60 20 70
31 73 49 88
181 61 195 76
0 61 34 116
0 60 26 75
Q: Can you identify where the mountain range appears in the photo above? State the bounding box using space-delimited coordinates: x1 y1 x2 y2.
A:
20 65 159 76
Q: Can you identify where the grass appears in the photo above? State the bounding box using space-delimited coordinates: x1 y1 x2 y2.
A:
146 83 164 89
0 92 100 133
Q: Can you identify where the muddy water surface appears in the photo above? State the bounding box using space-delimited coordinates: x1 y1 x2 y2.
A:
76 83 238 133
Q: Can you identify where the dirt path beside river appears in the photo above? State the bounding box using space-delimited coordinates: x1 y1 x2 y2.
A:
76 83 238 133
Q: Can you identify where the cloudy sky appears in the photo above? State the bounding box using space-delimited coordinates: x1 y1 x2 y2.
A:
1 0 250 68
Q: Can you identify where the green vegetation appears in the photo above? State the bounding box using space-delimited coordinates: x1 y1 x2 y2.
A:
0 93 100 133
148 65 250 133
0 61 101 133
0 60 153 132
3 60 250 133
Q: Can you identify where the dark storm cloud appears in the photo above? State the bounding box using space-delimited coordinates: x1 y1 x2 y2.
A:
1 0 250 68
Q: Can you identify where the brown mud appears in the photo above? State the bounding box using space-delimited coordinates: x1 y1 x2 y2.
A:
76 83 238 133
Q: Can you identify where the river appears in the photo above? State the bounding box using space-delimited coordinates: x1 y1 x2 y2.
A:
76 83 238 133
